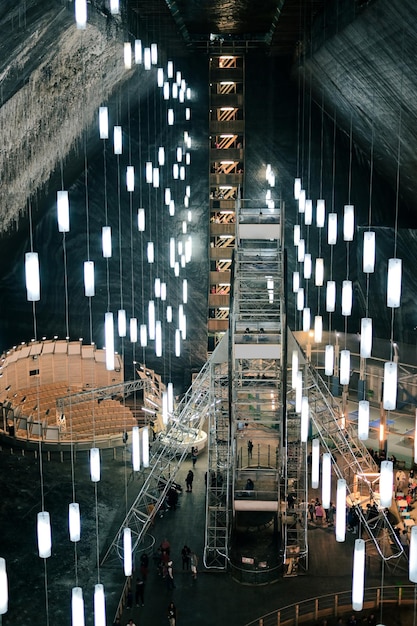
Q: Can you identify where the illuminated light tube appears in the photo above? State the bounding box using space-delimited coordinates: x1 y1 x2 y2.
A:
322 453 331 509
126 166 135 191
0 558 8 615
161 282 167 301
173 164 179 179
69 502 81 543
163 82 170 100
37 511 52 558
304 254 312 280
311 439 320 489
143 47 151 70
168 109 174 125
172 83 178 99
148 301 155 340
169 200 175 216
158 146 165 166
57 190 70 233
358 400 370 440
132 426 140 471
379 460 393 508
304 199 312 226
113 126 122 155
157 67 164 88
267 278 274 291
292 271 300 293
297 239 305 262
124 42 132 69
176 147 183 162
328 213 337 245
410 526 417 582
117 309 126 338
336 479 347 542
140 324 147 347
326 281 336 313
147 241 154 264
298 189 306 213
352 539 365 611
90 447 101 482
175 329 181 356
315 258 324 287
314 315 323 343
174 261 180 277
183 279 188 303
180 166 185 180
387 258 402 308
75 0 87 28
105 312 114 371
266 164 271 180
297 288 304 311
185 236 192 262
181 255 186 268
128 318 136 344
316 199 325 228
182 220 187 234
360 317 372 358
134 40 142 64
145 161 153 183
166 306 173 323
414 408 417 465
94 584 106 626
186 185 191 198
341 280 352 316
167 382 174 413
25 252 40 302
72 587 85 626
165 188 171 205
169 238 175 268
343 204 354 241
383 361 397 410
102 226 112 258
99 106 109 140
153 168 160 188
302 307 311 332
155 321 162 357
301 396 309 443
185 107 191 120
123 528 132 576
151 43 158 65
142 427 149 467
162 391 168 425
176 70 182 85
154 278 161 299
295 371 303 414
363 231 375 273
325 344 334 376
110 0 119 12
137 208 145 232
340 349 350 385
294 177 301 200
84 261 95 297
291 350 299 389
184 195 189 208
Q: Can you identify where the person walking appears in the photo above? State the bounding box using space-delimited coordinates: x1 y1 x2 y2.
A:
166 560 175 589
191 446 198 467
315 502 324 525
247 440 253 459
190 551 198 580
181 545 191 569
168 602 177 626
135 576 145 606
185 469 194 492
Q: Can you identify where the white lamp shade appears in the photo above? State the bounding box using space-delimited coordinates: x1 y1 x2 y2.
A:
124 42 132 69
328 213 337 245
75 0 87 28
94 583 106 626
340 349 351 385
148 301 155 340
113 126 122 154
84 261 95 297
325 344 334 376
69 502 81 542
126 166 135 192
183 279 188 303
343 204 354 241
102 226 112 258
167 383 174 412
134 40 142 64
314 316 323 343
151 43 158 64
99 107 109 139
298 189 306 213
316 199 325 228
291 350 298 389
311 439 320 489
25 252 40 302
295 370 303 414
163 82 170 100
118 309 126 338
72 587 85 626
167 60 174 77
175 329 181 356
57 190 70 232
303 254 312 279
172 164 179 179
322 453 331 509
335 479 346 542
104 312 114 371
166 306 173 323
140 324 147 347
90 447 101 482
110 0 119 14
363 231 375 273
132 426 140 471
409 526 417 582
387 258 402 308
304 199 312 225
383 361 397 410
379 460 393 508
302 307 311 332
123 528 132 576
294 178 301 200
37 511 52 558
360 317 372 358
297 239 305 262
176 146 183 162
168 109 174 125
142 427 149 467
341 280 352 316
297 288 304 311
315 258 324 286
155 321 162 357
147 241 154 264
326 281 336 313
153 167 160 188
292 271 300 293
158 146 165 166
162 391 168 425
358 400 370 440
145 161 153 183
293 224 300 246
144 47 151 70
130 318 138 343
169 200 175 216
165 188 171 205
0 558 8 615
301 396 309 443
352 539 365 611
137 208 145 232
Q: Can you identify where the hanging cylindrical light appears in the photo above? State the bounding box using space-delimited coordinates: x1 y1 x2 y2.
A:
158 146 165 167
143 47 151 70
352 539 365 611
155 321 162 357
102 226 112 258
292 271 300 293
328 213 337 245
113 126 122 155
343 204 355 241
90 447 101 482
132 426 140 471
104 312 114 371
167 382 174 413
169 200 175 216
124 42 132 69
69 502 81 543
148 301 156 340
137 208 145 232
110 0 119 14
326 281 336 312
303 254 312 279
301 396 309 443
94 583 106 626
297 239 305 262
72 587 85 626
126 166 135 192
163 82 170 100
167 61 174 77
154 278 161 299
183 279 188 303
311 439 320 489
129 318 137 344
180 166 186 180
316 199 325 228
0 558 7 615
302 307 311 332
363 231 375 273
84 261 95 297
383 361 397 410
151 43 158 65
358 400 370 440
166 306 173 323
294 178 301 199
161 282 167 301
153 167 160 188
99 106 109 140
322 453 331 510
298 189 306 213
37 511 52 558
134 40 142 64
360 318 372 358
325 344 334 376
176 147 183 162
335 479 347 542
340 349 350 385
387 258 402 308
142 427 150 468
140 324 147 347
175 329 181 356
410 526 417 582
293 224 300 247
145 161 153 183
297 288 304 311
162 391 168 425
172 83 178 99
25 252 40 302
315 258 324 287
314 315 323 343
123 528 132 576
147 241 154 264
379 460 393 508
341 280 352 316
165 188 171 206
57 190 70 232
168 109 174 125
291 350 298 389
295 371 303 414
304 199 312 226
173 163 179 179
75 0 87 28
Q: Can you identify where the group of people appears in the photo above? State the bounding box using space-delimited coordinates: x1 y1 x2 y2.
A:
308 498 336 527
181 544 199 579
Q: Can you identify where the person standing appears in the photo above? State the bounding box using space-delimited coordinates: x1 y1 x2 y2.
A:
168 602 177 626
190 551 198 580
315 502 324 525
185 469 194 492
248 440 253 459
191 446 198 467
181 545 191 569
135 576 145 606
166 560 175 589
